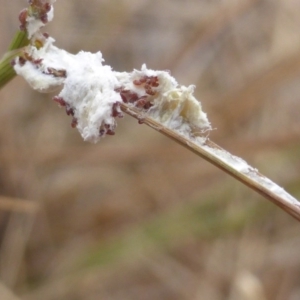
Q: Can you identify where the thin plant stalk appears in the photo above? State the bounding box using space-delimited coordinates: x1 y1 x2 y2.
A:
0 30 29 89
120 102 300 221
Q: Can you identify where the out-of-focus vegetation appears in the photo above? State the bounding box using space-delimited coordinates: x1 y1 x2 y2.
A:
0 1 300 299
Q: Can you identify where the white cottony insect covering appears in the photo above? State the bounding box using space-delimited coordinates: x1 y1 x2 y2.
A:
14 1 211 142
26 5 54 39
14 39 211 142
12 0 300 216
14 2 211 142
116 65 211 136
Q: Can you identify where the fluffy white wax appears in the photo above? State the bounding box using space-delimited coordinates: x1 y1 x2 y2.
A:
116 65 211 136
14 38 211 142
14 2 211 142
26 5 54 38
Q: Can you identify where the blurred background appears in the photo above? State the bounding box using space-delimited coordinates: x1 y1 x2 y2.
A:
0 0 300 299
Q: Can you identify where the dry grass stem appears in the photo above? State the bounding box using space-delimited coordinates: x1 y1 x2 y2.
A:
120 102 300 222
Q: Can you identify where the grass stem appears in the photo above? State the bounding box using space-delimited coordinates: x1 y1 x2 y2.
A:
120 102 300 222
0 30 29 89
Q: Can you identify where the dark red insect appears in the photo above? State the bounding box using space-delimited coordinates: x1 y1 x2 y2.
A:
133 76 159 87
99 124 115 137
127 92 139 103
65 105 74 116
135 96 148 108
71 117 78 128
18 56 27 66
106 129 115 136
19 52 43 66
118 92 128 103
144 84 155 96
43 3 51 12
53 96 66 107
137 96 153 109
115 87 139 103
111 102 123 118
18 8 28 28
33 58 43 65
133 79 142 85
25 1 52 25
47 67 67 78
149 77 159 87
53 96 78 128
133 75 159 97
40 13 48 24
133 76 147 86
143 101 152 110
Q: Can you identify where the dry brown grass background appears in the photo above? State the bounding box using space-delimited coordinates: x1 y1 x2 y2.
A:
0 0 300 299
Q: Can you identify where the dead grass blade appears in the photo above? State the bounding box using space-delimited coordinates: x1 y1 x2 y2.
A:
120 102 300 221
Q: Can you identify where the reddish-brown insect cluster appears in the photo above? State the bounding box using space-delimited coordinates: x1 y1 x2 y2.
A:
71 118 78 128
52 97 121 136
53 96 77 128
99 124 116 137
111 102 124 118
46 67 67 78
115 87 139 104
14 51 44 68
17 56 27 67
16 51 67 79
53 96 66 107
115 83 154 110
19 1 52 30
29 0 51 22
28 0 51 7
65 105 74 117
133 75 159 96
135 96 150 109
25 52 44 64
18 8 28 31
40 14 48 24
97 102 124 137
